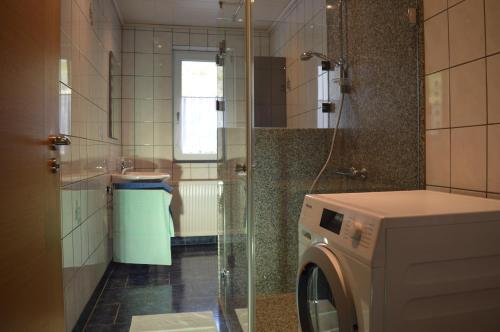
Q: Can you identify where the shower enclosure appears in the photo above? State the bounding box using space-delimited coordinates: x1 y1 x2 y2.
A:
217 0 423 331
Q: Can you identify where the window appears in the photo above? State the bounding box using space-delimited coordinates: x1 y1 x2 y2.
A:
174 51 218 161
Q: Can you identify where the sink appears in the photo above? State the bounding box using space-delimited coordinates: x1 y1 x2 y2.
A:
112 171 171 183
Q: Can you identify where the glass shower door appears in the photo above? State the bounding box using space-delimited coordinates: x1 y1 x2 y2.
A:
215 2 252 330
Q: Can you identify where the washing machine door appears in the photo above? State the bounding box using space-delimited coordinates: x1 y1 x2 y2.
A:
297 244 357 332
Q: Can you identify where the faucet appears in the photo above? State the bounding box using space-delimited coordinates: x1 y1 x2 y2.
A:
120 159 134 174
336 167 368 180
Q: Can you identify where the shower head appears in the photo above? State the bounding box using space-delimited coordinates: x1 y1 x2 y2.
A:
300 51 343 67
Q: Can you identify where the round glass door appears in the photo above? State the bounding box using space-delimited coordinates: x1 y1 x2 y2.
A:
306 265 339 331
297 245 357 332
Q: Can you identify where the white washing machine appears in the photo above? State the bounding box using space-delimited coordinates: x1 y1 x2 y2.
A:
297 190 500 332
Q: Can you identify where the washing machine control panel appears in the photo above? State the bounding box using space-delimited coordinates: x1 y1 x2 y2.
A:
300 196 381 262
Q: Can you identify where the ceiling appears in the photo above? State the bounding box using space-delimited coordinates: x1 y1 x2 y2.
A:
114 0 292 29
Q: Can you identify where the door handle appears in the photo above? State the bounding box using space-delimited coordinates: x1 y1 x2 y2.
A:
48 134 71 149
48 158 60 173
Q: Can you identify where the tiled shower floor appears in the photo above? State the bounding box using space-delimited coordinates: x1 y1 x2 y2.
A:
75 245 228 332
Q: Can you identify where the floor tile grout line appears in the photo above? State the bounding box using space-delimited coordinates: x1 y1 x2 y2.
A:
81 265 116 331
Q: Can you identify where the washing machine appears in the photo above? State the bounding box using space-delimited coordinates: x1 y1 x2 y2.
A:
297 190 500 332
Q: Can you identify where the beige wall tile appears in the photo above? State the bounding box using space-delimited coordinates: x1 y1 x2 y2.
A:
448 0 485 66
487 54 500 123
425 70 450 129
488 124 500 193
426 129 451 186
424 12 449 74
451 188 486 197
448 0 464 7
451 126 487 191
485 0 500 55
426 185 451 193
488 193 500 200
450 59 487 127
424 0 447 19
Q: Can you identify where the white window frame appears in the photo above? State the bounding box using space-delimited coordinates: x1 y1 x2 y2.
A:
173 50 218 162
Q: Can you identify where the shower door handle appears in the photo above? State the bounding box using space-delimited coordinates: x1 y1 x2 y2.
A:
235 164 247 174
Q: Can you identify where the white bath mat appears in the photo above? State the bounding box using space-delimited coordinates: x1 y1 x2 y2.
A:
129 311 217 332
234 308 248 332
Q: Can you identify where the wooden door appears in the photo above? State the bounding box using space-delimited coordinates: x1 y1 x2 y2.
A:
0 1 65 331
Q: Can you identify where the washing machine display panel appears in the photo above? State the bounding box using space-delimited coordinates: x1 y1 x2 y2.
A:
320 209 344 235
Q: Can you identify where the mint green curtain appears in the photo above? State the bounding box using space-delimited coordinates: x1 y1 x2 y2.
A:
113 189 174 265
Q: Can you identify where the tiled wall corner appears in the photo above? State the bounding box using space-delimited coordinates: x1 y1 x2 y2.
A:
59 0 121 330
424 0 500 198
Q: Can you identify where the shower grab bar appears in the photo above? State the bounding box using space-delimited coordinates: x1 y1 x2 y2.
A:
336 167 368 180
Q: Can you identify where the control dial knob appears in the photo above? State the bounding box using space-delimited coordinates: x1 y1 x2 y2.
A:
349 221 363 241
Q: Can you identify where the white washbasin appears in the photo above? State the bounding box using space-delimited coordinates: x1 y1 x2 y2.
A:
112 171 171 183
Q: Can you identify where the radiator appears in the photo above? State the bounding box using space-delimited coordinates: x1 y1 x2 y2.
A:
172 180 219 237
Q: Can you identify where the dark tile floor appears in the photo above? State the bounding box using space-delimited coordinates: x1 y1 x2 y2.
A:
76 245 227 332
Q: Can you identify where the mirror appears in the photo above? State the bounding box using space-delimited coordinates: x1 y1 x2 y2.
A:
109 51 121 140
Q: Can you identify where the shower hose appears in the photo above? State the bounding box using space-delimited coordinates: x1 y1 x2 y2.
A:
308 92 345 194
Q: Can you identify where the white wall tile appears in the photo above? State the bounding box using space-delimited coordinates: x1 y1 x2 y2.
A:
135 76 154 99
154 77 172 99
135 53 154 76
154 54 172 77
122 76 135 99
135 99 154 122
190 33 207 48
154 31 172 54
122 29 135 52
122 99 135 122
135 122 154 145
134 146 154 169
154 99 173 122
135 30 154 53
154 123 172 146
173 32 189 46
122 53 134 76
